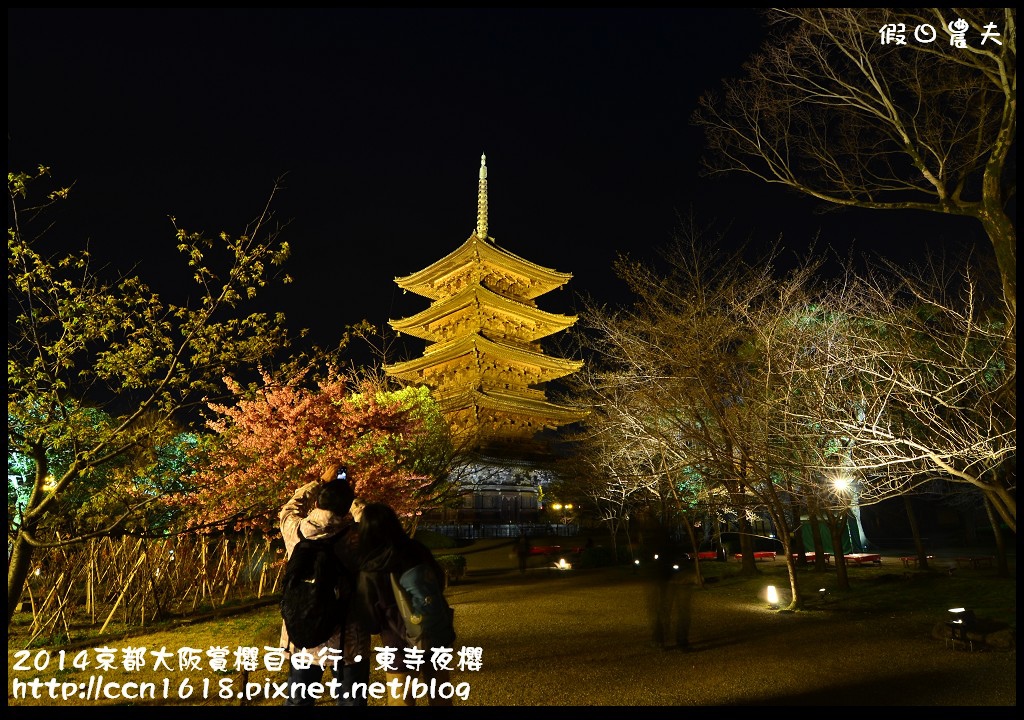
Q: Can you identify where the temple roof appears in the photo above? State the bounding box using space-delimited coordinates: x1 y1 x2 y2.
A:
385 155 587 446
389 283 578 342
393 233 572 301
440 387 587 426
394 154 571 301
384 331 583 382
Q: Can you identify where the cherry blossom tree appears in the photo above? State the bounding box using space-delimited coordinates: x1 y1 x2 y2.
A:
173 366 455 531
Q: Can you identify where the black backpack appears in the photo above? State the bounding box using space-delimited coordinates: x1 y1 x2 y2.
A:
280 526 351 649
392 561 456 649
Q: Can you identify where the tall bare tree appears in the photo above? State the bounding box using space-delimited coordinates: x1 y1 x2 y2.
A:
694 8 1017 316
572 223 846 607
554 379 658 560
807 258 1016 534
571 234 773 575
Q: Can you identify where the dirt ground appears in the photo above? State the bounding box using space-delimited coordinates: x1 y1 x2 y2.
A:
7 539 1015 709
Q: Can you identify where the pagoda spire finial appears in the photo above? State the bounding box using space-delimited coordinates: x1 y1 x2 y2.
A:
475 153 488 240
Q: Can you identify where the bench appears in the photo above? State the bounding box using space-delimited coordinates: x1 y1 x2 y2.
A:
792 552 831 565
529 545 561 556
529 545 584 557
955 556 994 569
696 551 718 560
841 553 882 566
900 555 934 568
734 551 777 561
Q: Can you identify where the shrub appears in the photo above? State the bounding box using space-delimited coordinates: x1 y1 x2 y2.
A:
434 554 468 584
574 545 618 569
414 529 460 549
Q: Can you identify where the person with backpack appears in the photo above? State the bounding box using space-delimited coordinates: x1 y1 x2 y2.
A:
278 463 371 706
356 502 457 706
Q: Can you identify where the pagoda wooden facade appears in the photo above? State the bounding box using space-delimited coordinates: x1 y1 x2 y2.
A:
385 155 585 524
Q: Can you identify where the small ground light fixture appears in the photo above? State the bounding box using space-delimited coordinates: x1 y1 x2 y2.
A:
948 607 974 624
766 585 779 609
946 607 976 649
556 558 572 570
819 587 827 600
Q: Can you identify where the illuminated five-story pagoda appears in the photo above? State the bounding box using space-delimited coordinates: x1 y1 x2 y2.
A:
385 155 586 526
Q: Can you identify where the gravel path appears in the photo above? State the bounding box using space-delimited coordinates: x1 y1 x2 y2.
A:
431 553 1015 707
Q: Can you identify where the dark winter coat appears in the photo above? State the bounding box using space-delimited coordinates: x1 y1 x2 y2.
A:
278 481 371 663
359 539 455 650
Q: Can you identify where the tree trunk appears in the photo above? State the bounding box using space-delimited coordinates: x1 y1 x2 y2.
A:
736 514 758 575
681 515 704 588
788 499 806 564
7 530 36 626
791 529 808 565
983 484 1017 535
623 515 635 566
607 522 619 562
808 507 827 571
982 493 1009 578
712 516 724 560
782 542 801 610
979 179 1017 320
829 521 850 591
904 495 929 571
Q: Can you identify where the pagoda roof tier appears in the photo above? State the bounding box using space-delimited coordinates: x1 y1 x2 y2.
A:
440 388 588 427
389 283 577 342
384 332 583 383
394 233 572 301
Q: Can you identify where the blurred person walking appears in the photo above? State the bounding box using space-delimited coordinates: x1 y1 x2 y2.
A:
643 523 695 651
515 531 531 574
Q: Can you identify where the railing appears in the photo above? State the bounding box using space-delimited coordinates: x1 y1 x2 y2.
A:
421 523 578 540
11 532 284 647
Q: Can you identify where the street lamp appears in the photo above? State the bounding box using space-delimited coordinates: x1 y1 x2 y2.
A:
829 469 870 551
550 503 573 524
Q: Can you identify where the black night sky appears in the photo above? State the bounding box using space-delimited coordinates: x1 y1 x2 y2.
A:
8 8 984 354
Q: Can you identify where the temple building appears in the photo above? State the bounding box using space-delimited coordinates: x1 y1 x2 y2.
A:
385 155 586 526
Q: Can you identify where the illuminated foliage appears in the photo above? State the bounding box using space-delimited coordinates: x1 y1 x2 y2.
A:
174 368 455 531
7 166 292 624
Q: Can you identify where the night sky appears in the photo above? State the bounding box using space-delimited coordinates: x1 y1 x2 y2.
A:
8 8 984 356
